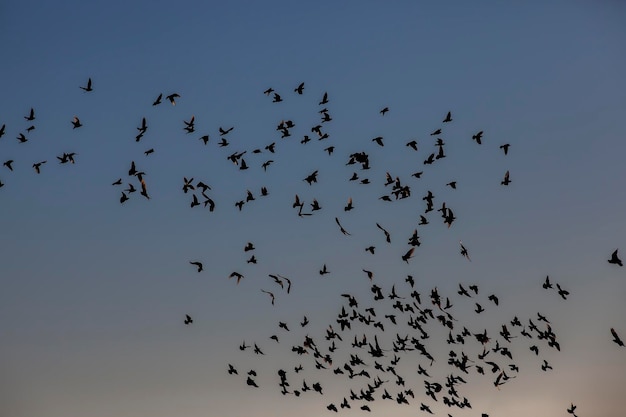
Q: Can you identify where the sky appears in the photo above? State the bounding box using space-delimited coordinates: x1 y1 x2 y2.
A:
1 1 626 417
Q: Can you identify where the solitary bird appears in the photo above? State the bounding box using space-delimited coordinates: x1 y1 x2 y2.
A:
611 328 624 347
608 249 622 266
380 107 389 116
184 314 193 325
79 78 93 92
189 261 203 272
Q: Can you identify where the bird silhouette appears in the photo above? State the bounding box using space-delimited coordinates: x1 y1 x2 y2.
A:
166 93 180 105
608 249 622 266
184 314 193 325
611 328 624 347
79 78 93 92
442 111 452 123
501 170 511 185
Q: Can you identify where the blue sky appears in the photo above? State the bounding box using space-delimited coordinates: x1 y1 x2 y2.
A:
1 2 626 417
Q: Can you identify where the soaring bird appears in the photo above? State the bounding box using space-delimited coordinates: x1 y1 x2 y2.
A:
500 143 510 155
261 289 275 305
611 328 624 347
294 82 305 94
442 111 452 123
25 108 35 121
79 78 93 92
402 248 415 263
32 161 46 174
184 314 193 325
152 93 162 106
335 217 350 236
608 249 622 266
3 160 14 171
472 131 484 144
189 261 203 272
380 107 389 116
376 223 391 243
543 276 553 289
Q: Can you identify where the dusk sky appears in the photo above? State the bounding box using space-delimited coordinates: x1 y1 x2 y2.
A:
1 2 626 417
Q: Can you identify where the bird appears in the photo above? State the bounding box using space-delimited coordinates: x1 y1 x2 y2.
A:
71 116 82 129
376 223 391 243
261 289 275 305
3 160 14 171
184 314 193 325
32 161 46 174
166 93 180 105
608 249 622 266
543 276 553 289
567 403 577 417
119 192 129 204
402 248 415 263
152 93 162 106
446 181 457 189
319 92 329 105
229 271 244 284
380 107 389 115
472 131 484 144
335 217 351 236
294 82 305 94
24 108 35 121
500 143 510 155
372 136 384 147
442 111 452 122
144 148 154 156
189 261 203 272
319 264 329 275
501 170 511 186
17 133 28 143
406 140 418 151
556 283 569 300
0 124 5 138
79 78 93 92
611 328 624 347
227 364 238 375
460 241 471 261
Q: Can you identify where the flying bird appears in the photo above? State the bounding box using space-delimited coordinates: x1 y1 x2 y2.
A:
189 261 203 272
166 93 180 105
184 314 193 325
608 249 622 266
79 78 93 92
611 328 624 347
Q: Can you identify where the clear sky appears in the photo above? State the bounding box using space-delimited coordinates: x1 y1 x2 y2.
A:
1 1 625 417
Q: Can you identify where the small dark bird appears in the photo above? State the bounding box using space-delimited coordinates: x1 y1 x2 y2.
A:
71 116 82 129
402 248 415 263
25 108 35 121
460 241 471 261
272 93 282 103
412 171 423 179
501 170 511 186
430 129 441 136
199 135 209 145
500 143 510 155
319 264 329 275
112 178 122 186
294 82 305 94
380 107 389 116
472 131 484 144
0 124 5 138
79 78 93 92
442 111 452 123
611 328 624 347
372 136 384 147
261 289 275 305
152 93 162 106
189 261 203 272
120 192 129 204
543 276 553 289
3 160 14 171
263 88 274 95
567 403 577 417
184 314 193 325
335 217 350 236
556 283 569 300
376 223 391 243
17 133 28 143
246 376 259 387
406 140 418 151
319 92 329 105
229 271 244 284
227 364 238 375
446 181 457 189
166 93 180 105
144 148 154 156
33 161 46 174
608 249 622 266
488 294 499 305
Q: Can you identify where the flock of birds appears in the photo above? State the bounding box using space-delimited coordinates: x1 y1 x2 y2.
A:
1 78 624 417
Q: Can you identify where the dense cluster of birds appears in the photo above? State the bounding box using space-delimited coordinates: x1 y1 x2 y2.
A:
1 78 623 417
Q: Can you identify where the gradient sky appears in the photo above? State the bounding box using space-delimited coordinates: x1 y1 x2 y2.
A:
1 2 626 417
